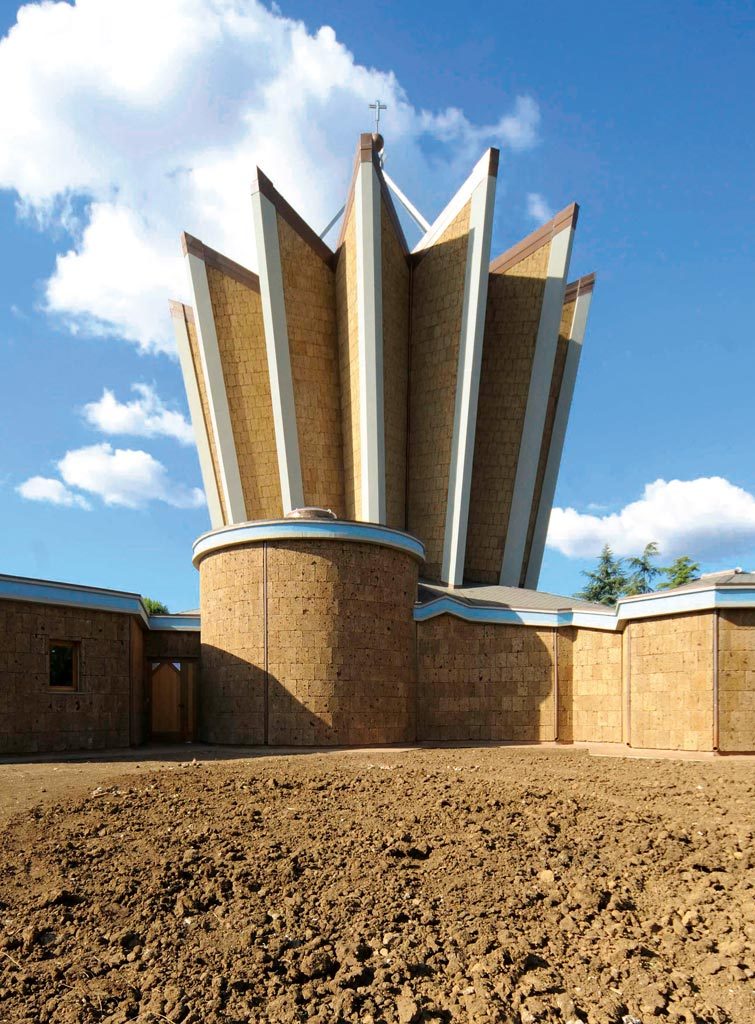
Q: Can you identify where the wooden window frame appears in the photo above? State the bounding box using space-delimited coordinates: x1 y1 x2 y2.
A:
49 639 80 692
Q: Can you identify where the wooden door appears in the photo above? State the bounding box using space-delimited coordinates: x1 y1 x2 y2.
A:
149 661 198 742
150 662 181 739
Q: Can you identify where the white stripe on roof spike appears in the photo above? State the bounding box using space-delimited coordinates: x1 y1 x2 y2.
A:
355 157 386 523
185 253 247 524
525 283 593 589
499 223 575 586
412 149 497 255
440 157 498 586
251 185 305 514
170 303 224 530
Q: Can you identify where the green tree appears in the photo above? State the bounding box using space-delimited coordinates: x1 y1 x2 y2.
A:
142 596 169 614
659 555 700 590
624 541 661 595
576 545 628 605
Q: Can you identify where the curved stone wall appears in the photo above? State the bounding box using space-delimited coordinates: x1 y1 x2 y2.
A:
197 523 421 746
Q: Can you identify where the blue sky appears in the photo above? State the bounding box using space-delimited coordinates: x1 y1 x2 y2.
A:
0 0 754 609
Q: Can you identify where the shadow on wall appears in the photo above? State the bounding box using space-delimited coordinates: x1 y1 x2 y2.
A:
198 645 415 748
416 617 556 743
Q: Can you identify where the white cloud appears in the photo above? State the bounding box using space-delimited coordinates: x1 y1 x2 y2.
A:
83 383 193 445
419 96 539 152
0 0 541 354
58 443 204 509
17 475 91 509
526 192 554 224
547 477 755 561
46 205 185 355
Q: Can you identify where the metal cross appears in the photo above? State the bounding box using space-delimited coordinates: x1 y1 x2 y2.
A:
369 99 387 134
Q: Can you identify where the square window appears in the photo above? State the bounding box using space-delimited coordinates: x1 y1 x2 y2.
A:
49 641 79 690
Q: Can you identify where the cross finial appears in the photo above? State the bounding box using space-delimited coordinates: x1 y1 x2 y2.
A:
369 98 387 134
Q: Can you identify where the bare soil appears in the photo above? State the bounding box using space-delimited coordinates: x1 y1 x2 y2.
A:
0 746 753 1024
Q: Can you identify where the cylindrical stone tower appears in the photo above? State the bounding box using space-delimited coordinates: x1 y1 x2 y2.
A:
193 519 424 746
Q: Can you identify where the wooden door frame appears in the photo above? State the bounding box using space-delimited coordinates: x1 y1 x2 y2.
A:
146 658 199 742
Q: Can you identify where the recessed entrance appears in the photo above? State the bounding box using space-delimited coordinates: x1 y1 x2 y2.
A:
149 660 197 742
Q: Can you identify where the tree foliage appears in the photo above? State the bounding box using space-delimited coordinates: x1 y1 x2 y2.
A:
625 542 661 595
576 545 628 605
143 596 169 614
576 544 701 604
659 555 701 589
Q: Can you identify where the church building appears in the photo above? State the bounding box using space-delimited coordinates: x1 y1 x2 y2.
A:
1 135 753 755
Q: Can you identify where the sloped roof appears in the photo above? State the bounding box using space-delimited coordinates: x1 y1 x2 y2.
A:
417 579 608 614
624 569 755 601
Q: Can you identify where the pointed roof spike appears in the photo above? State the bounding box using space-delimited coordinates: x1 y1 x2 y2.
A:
252 167 336 268
411 147 500 259
563 272 596 302
337 134 409 256
180 232 260 292
489 202 579 275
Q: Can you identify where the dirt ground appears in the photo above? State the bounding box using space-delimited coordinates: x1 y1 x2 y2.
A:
0 747 753 1024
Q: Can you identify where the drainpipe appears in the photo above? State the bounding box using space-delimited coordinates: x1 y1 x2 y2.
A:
263 542 269 746
553 627 559 742
625 623 632 748
712 610 719 752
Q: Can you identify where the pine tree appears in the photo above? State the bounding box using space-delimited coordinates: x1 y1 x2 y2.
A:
659 556 700 589
576 545 628 605
143 596 169 614
624 542 661 595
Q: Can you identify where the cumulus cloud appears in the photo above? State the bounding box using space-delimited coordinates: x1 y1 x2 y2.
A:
526 192 554 224
0 0 540 354
58 443 204 509
547 477 755 561
17 475 91 509
83 383 194 445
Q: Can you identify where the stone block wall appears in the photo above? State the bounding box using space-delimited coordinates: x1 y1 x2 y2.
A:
199 545 267 745
129 619 146 747
144 629 201 661
464 242 550 584
199 537 418 746
520 297 575 584
417 609 755 753
278 216 344 513
381 196 410 531
718 609 755 752
557 627 623 743
628 612 715 751
417 617 555 742
206 266 282 520
266 541 417 745
0 599 132 753
407 204 471 577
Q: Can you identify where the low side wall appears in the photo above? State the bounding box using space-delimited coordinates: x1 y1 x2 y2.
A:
417 617 555 742
629 612 714 751
417 608 754 753
0 599 132 754
557 627 623 743
718 609 755 752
